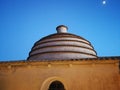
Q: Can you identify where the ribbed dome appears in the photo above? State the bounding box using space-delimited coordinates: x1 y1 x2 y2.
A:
27 25 97 60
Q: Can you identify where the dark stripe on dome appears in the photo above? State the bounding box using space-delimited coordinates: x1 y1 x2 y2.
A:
35 39 90 47
36 33 90 44
30 45 96 53
28 51 97 60
29 46 97 58
33 39 96 55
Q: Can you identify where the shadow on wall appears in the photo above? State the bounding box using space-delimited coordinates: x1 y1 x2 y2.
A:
0 78 7 90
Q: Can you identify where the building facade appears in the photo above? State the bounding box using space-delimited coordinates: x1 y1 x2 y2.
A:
0 25 120 90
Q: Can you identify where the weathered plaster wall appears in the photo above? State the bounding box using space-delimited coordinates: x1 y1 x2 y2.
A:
0 59 120 90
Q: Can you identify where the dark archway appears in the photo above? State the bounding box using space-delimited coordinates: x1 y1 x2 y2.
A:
48 80 65 90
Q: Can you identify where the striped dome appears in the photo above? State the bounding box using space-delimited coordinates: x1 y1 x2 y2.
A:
27 25 97 60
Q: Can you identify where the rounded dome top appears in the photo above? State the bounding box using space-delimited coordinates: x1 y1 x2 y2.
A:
56 25 68 33
27 25 97 61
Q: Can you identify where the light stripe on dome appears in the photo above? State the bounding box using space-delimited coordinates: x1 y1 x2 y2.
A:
36 37 90 45
28 51 97 60
33 40 93 50
30 45 96 56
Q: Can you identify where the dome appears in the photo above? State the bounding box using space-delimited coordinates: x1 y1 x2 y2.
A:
27 25 97 60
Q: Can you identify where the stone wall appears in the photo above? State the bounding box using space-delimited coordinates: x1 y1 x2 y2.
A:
0 59 120 90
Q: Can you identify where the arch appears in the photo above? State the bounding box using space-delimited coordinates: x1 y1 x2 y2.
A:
40 76 68 90
48 80 65 90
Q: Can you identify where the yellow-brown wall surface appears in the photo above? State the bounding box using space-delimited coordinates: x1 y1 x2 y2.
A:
0 59 120 90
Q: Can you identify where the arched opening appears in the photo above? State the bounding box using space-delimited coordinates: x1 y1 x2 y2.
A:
40 77 68 90
48 80 65 90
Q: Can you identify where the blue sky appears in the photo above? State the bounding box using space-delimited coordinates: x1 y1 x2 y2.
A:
0 0 120 61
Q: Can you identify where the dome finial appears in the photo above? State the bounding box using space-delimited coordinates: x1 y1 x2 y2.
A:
56 25 68 33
